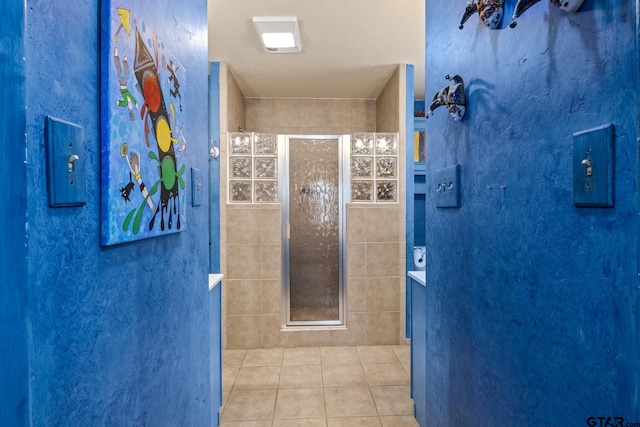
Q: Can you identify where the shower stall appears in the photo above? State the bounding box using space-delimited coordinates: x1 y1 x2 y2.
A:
225 130 402 347
279 135 349 327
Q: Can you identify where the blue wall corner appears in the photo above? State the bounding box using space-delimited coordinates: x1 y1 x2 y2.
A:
0 1 30 425
208 61 223 426
209 61 221 274
424 0 639 424
24 0 211 424
406 64 416 339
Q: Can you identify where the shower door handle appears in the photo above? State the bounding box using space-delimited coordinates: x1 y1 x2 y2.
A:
286 223 290 240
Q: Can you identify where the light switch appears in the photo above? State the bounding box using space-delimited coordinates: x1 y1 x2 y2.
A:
191 167 202 207
435 164 461 208
45 117 86 207
573 124 614 207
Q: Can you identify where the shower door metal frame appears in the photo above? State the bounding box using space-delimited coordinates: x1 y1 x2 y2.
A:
279 134 351 328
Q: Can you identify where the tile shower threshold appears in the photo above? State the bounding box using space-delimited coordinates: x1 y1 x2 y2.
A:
281 325 348 332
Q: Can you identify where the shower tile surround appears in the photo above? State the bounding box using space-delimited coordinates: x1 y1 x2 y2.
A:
224 178 405 350
220 65 407 349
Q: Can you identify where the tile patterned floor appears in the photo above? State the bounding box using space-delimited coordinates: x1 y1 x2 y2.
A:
220 346 419 427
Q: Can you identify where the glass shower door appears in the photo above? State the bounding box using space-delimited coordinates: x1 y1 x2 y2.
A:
285 137 344 325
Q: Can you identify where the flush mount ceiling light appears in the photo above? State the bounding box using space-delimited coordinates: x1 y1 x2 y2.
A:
252 17 302 54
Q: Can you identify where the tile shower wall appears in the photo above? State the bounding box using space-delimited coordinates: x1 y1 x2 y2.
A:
224 203 405 349
225 204 283 349
376 66 407 342
342 205 406 345
245 98 377 135
219 64 247 349
376 67 401 132
223 88 408 348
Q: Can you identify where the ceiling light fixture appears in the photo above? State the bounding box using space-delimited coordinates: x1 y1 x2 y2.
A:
252 17 302 54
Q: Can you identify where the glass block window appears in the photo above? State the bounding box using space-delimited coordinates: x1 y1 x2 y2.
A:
350 132 398 203
375 133 398 155
255 181 278 202
255 133 278 155
351 133 374 155
231 157 252 178
229 133 252 154
351 157 373 178
376 157 396 178
255 157 277 179
230 181 252 203
351 181 373 202
376 181 397 202
228 133 278 203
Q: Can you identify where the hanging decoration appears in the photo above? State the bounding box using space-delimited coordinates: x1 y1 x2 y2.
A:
425 75 467 122
510 0 585 28
459 0 505 30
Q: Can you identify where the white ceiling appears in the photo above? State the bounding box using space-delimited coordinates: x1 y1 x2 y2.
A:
208 0 425 100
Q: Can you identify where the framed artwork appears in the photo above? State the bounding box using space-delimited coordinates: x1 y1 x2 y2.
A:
100 0 187 245
414 101 426 163
413 131 426 163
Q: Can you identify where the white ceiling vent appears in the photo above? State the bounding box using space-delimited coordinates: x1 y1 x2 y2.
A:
252 17 302 54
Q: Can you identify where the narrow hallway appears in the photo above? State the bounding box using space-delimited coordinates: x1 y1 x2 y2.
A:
220 346 418 426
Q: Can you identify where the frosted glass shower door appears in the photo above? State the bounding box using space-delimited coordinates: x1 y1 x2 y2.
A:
285 137 344 325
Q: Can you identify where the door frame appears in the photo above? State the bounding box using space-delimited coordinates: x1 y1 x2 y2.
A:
279 134 350 328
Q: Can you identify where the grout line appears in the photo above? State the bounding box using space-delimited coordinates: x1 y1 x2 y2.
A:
320 347 328 424
359 346 383 422
270 353 281 426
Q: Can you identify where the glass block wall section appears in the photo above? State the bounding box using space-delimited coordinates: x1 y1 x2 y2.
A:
350 133 399 202
228 132 278 203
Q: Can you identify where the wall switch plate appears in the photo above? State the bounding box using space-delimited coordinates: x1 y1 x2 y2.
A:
435 164 461 208
573 124 614 207
191 167 202 207
45 117 86 207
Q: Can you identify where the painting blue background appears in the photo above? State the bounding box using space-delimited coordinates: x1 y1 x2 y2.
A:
101 0 189 245
423 0 639 424
0 0 213 424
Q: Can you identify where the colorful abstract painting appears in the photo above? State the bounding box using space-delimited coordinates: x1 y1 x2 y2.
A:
100 0 187 245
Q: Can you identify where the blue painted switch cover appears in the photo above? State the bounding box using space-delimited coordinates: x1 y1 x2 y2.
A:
191 167 202 207
45 117 86 207
573 124 614 207
435 164 461 208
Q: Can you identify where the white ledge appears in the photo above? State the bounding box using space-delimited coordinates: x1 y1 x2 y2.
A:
209 273 224 291
408 270 425 286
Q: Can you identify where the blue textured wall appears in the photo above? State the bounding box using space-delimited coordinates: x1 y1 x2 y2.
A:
0 1 30 425
407 64 416 339
25 0 211 425
424 0 639 425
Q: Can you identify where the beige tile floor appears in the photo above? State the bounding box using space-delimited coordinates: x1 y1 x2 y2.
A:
220 346 419 427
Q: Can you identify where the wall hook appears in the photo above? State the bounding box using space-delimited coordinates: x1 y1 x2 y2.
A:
425 74 467 122
209 137 220 159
